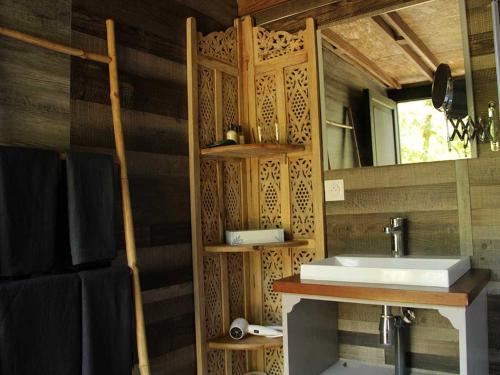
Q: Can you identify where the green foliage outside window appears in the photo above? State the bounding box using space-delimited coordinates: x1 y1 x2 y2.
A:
397 99 471 164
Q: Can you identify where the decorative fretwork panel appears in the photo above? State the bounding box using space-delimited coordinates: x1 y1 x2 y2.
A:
198 66 216 147
222 73 239 135
289 157 314 238
232 351 247 375
265 347 284 375
259 159 282 229
207 349 225 375
256 74 278 143
227 253 245 321
201 160 220 244
223 161 242 231
285 65 312 144
262 249 283 325
204 254 223 339
198 27 237 66
255 27 305 62
292 249 316 274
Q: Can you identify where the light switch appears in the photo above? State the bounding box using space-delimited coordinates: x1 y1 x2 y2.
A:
324 179 344 201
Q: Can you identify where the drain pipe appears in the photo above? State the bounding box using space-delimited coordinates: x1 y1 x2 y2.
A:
379 306 414 375
379 305 394 346
394 316 408 375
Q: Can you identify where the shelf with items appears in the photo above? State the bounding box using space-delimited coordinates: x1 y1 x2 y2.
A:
200 143 305 159
204 239 310 253
207 334 283 351
188 15 325 375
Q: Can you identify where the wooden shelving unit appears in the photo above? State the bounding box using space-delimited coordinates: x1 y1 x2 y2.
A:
205 240 309 253
201 143 305 159
207 335 283 351
187 16 325 375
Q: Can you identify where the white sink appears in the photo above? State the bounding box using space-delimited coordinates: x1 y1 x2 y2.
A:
300 255 471 287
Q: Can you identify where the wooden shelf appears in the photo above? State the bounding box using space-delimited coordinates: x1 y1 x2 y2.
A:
274 269 491 307
205 240 309 253
207 334 282 351
201 143 305 159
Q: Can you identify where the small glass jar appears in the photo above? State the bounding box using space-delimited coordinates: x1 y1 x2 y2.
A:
226 124 238 143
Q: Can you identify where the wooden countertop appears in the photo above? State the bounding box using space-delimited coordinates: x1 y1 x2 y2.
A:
273 269 490 307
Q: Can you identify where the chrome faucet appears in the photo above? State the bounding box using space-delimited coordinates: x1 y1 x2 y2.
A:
384 217 407 258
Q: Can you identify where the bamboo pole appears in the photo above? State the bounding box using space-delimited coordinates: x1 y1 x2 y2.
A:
0 25 111 64
105 19 150 375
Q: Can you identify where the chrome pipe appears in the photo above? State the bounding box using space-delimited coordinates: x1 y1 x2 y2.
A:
379 305 394 346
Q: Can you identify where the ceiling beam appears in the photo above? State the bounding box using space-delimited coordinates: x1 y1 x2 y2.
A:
238 0 289 16
322 29 401 89
253 0 433 32
371 15 434 81
381 11 439 71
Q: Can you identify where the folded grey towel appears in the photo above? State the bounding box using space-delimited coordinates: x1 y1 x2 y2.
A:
66 152 116 265
80 266 134 375
0 274 81 374
0 146 59 276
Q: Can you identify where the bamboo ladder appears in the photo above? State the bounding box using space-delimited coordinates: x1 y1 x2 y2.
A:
0 20 151 375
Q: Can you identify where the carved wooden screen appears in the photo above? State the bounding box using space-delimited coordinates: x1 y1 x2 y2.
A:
188 18 248 375
188 16 324 375
243 18 325 375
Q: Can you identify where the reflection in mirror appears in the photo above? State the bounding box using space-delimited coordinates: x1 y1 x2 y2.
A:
320 0 476 169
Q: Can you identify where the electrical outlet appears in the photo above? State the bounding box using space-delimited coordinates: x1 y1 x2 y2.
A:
324 179 345 201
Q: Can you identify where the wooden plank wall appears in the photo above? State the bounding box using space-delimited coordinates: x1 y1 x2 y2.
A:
69 1 236 373
325 162 461 373
321 0 500 372
325 157 500 373
0 0 71 150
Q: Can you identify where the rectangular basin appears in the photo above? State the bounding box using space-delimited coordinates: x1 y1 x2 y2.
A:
300 255 471 287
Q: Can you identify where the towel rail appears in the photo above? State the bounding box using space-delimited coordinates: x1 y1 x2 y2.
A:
0 20 150 375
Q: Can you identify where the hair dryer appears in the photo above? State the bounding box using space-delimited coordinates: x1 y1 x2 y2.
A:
229 318 283 340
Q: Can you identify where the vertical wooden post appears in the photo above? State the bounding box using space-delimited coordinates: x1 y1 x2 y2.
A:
305 17 326 261
186 17 208 375
105 19 151 375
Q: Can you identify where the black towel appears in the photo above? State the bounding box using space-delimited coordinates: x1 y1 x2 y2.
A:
0 146 59 277
0 274 81 375
66 152 116 265
80 266 134 375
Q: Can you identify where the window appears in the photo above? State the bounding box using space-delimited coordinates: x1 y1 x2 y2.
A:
397 99 471 164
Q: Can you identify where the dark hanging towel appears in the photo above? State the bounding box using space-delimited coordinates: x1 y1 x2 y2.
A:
79 266 134 375
66 152 116 265
0 146 59 277
0 274 82 375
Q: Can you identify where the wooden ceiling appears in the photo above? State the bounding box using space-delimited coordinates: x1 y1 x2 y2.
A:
321 0 465 89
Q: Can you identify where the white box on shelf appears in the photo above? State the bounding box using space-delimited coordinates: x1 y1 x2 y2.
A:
225 229 284 246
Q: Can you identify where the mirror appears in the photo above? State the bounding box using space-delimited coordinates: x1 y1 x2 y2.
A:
319 0 475 169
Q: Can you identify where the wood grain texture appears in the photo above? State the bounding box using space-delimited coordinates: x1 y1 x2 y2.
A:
0 0 71 149
238 0 290 16
254 0 432 32
70 1 236 373
274 269 491 307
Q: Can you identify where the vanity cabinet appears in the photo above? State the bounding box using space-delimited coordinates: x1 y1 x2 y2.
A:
274 270 490 375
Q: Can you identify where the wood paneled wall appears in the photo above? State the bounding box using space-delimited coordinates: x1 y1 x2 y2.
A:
325 157 500 373
0 0 71 150
69 1 236 373
325 162 460 373
320 0 500 371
